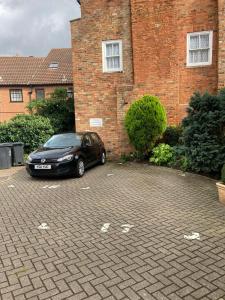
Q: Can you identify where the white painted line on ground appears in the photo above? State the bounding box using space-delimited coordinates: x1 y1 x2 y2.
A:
121 224 134 233
184 232 200 240
8 185 15 188
42 185 60 189
107 174 114 177
49 185 60 189
38 223 50 230
81 187 90 190
101 223 111 233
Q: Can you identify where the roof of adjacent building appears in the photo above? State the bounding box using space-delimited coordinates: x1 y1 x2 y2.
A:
0 48 73 86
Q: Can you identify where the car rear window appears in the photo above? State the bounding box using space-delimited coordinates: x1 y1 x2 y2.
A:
44 133 82 148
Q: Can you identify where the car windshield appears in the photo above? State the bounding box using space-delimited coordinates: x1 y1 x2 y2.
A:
43 133 82 148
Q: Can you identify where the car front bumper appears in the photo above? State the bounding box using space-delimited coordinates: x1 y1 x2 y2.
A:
26 160 76 177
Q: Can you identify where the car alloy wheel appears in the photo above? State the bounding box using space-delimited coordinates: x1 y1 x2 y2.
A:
100 152 106 165
76 158 85 177
78 159 85 177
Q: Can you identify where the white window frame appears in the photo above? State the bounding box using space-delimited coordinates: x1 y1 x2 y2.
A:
102 40 123 73
186 31 213 67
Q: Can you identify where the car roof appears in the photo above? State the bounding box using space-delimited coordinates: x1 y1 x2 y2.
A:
53 132 98 136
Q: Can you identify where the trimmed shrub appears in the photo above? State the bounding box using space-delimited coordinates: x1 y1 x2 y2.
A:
162 125 183 146
150 144 174 166
182 92 225 174
222 164 225 184
125 95 167 154
27 88 75 133
0 115 54 153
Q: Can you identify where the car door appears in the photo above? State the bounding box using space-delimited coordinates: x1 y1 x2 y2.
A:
82 134 95 165
90 133 101 161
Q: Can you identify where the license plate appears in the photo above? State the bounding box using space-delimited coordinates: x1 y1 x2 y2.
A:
34 165 51 170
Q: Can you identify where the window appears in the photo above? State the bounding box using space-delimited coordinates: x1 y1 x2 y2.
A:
67 88 73 99
49 62 59 69
36 88 45 99
10 89 23 102
102 40 123 72
187 31 213 67
91 133 101 144
83 135 92 147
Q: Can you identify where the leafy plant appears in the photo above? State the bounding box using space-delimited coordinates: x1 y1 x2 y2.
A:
0 115 54 153
150 143 174 166
125 95 167 154
169 146 190 172
162 125 183 146
221 164 225 184
120 151 145 163
182 92 225 174
27 88 75 133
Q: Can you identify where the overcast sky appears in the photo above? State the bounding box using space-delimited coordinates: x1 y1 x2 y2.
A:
0 0 81 56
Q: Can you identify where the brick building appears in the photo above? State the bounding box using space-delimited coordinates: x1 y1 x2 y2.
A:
71 0 224 157
0 49 73 122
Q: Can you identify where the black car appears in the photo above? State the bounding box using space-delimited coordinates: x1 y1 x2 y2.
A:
26 132 106 177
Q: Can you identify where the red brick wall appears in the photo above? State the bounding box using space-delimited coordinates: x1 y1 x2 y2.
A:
218 0 225 89
72 0 219 157
130 0 218 124
71 0 134 157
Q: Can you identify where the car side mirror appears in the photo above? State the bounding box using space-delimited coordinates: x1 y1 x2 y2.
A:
83 141 91 148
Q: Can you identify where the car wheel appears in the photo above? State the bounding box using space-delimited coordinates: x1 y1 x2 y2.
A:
75 158 85 177
100 152 106 165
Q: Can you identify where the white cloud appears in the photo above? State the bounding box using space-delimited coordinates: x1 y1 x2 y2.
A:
0 0 80 56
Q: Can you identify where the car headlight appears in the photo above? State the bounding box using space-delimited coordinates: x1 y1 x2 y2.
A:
57 154 74 162
27 155 32 162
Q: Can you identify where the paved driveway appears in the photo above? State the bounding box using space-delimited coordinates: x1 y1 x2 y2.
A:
0 163 225 300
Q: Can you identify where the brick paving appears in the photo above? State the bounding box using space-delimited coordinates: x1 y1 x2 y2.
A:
0 163 225 300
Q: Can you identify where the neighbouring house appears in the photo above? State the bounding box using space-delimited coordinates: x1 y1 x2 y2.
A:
0 48 73 122
71 0 225 157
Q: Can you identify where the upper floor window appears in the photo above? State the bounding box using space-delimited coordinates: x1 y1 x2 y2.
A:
49 62 59 69
10 89 23 102
102 40 123 73
36 88 45 99
187 31 213 67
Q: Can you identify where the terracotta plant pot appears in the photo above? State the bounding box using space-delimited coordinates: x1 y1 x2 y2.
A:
216 182 225 205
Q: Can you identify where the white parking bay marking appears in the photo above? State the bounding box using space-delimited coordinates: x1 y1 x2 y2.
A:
42 185 60 189
8 185 15 188
38 223 50 230
184 232 200 240
121 224 134 233
101 223 111 233
107 174 114 177
81 187 90 190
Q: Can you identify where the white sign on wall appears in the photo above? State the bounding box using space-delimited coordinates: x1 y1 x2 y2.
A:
90 118 103 127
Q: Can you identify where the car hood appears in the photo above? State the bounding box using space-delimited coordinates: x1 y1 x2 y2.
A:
30 147 78 159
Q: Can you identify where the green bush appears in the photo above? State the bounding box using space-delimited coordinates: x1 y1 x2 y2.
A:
162 125 183 146
169 145 190 171
182 92 225 174
221 164 225 184
125 95 167 154
0 115 54 153
27 88 75 133
150 144 174 166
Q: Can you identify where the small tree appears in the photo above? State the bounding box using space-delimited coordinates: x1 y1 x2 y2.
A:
27 88 75 133
125 95 167 154
182 91 225 174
